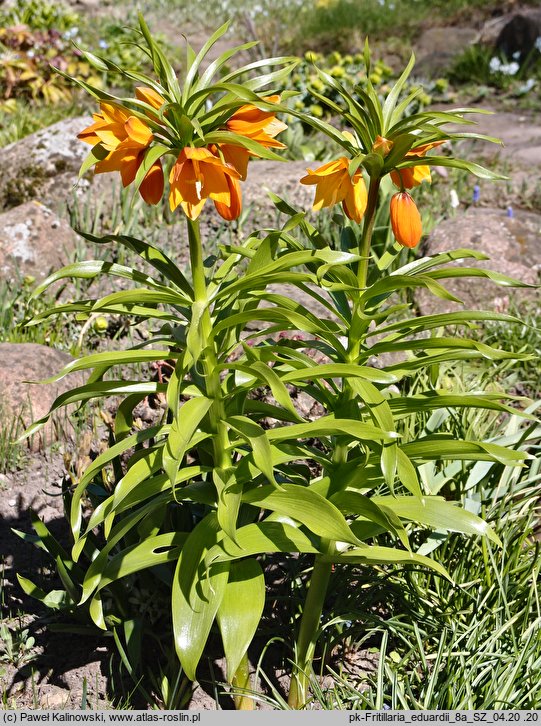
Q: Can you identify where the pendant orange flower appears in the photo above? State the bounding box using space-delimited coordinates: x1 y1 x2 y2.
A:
168 147 241 221
390 192 422 248
78 102 164 205
135 86 166 123
390 140 446 189
219 95 288 180
300 157 368 223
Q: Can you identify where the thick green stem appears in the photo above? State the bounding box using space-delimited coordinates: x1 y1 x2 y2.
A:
187 218 229 467
187 219 253 702
187 217 207 305
356 176 381 293
288 555 333 709
333 176 382 465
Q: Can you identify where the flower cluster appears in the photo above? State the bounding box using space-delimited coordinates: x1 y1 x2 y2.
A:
78 91 287 221
300 135 444 249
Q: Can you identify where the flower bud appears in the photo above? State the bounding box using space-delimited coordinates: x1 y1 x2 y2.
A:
372 135 393 156
93 315 109 333
390 192 422 248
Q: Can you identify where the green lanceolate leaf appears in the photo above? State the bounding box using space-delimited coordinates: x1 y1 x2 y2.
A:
362 274 463 308
138 13 180 100
207 521 319 563
38 349 178 384
348 377 398 491
383 52 415 130
402 155 506 181
228 415 279 488
17 575 70 611
80 495 174 601
172 513 230 681
226 362 302 421
78 231 193 298
215 467 243 543
372 495 501 545
371 310 526 338
281 363 397 386
322 545 451 580
243 484 364 546
163 396 212 488
70 424 167 545
19 382 166 444
217 559 265 683
31 260 181 300
265 416 397 444
87 533 188 627
330 490 409 549
389 393 531 419
182 21 230 103
79 143 109 178
402 438 528 467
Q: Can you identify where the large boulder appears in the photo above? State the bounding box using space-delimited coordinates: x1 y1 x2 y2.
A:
414 27 478 78
0 201 80 283
0 343 85 452
496 9 541 65
415 208 540 316
0 116 92 212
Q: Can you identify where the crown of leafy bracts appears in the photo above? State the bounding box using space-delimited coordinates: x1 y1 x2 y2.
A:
65 16 296 219
291 40 504 186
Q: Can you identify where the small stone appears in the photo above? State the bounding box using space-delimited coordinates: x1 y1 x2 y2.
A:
8 499 16 507
40 685 71 709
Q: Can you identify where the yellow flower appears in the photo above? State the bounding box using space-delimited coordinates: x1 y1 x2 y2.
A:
300 157 368 223
168 147 241 221
390 140 445 189
390 192 422 248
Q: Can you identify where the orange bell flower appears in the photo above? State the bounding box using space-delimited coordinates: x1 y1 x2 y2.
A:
220 95 287 180
78 103 164 205
214 175 242 221
78 103 130 149
135 86 166 110
135 86 166 124
226 95 287 149
390 192 422 248
168 147 242 221
300 157 368 223
390 140 446 189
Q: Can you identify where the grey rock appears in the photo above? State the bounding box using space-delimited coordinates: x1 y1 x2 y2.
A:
0 201 80 283
0 343 85 452
415 207 540 316
476 13 515 46
496 9 541 66
0 116 92 211
414 27 478 78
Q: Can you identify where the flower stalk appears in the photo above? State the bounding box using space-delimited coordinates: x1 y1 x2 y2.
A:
288 552 334 709
187 217 230 466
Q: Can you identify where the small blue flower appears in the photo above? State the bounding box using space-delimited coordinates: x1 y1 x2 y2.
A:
99 39 109 49
472 185 480 203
